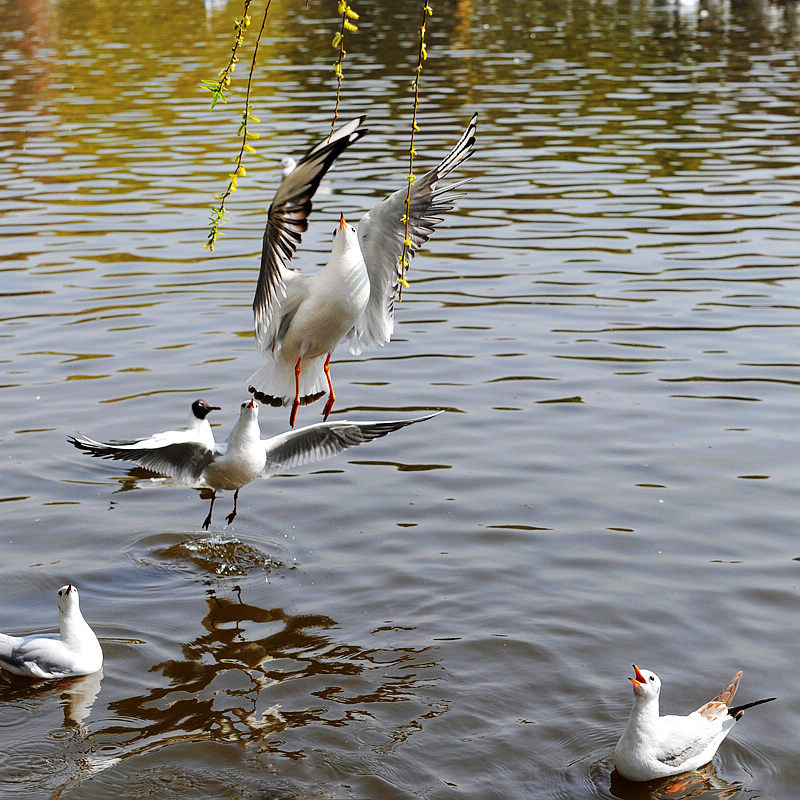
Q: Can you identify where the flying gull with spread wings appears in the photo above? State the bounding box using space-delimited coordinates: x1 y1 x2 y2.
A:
70 399 442 529
247 114 477 426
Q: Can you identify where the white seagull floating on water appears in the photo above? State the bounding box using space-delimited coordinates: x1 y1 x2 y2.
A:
613 664 775 782
247 113 477 427
69 399 441 530
0 585 103 679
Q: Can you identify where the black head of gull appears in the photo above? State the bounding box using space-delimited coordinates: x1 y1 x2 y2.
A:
192 399 221 420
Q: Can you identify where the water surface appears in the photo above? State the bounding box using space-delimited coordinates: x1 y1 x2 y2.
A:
1 1 799 798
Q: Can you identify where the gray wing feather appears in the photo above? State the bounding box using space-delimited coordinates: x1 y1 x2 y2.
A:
262 412 442 475
68 434 213 484
351 114 477 355
0 635 66 676
0 632 24 660
254 116 368 352
656 733 716 768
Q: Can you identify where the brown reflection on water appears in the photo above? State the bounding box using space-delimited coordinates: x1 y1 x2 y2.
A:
104 593 339 748
99 588 442 759
608 761 741 800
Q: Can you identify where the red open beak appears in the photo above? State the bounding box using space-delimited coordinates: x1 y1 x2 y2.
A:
339 212 347 231
248 398 256 409
629 664 647 689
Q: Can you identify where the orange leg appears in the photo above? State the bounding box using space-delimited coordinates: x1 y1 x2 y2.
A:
322 353 335 421
289 356 302 428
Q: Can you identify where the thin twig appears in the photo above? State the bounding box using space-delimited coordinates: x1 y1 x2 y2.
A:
206 0 273 251
330 1 359 139
398 2 433 298
201 2 253 110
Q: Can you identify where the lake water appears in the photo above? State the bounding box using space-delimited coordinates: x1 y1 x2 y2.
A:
1 0 799 798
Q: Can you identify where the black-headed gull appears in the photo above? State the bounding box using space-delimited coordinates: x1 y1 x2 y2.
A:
0 585 103 679
69 399 442 529
613 665 776 781
248 114 477 426
100 398 220 451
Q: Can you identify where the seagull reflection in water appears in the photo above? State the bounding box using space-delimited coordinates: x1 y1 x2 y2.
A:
610 760 742 800
0 668 103 728
88 587 445 760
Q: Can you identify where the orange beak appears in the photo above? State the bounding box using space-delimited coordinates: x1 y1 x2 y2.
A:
629 664 647 688
339 212 347 231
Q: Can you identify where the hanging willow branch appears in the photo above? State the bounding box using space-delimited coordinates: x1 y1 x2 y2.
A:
330 1 359 138
398 2 433 297
201 4 253 109
204 0 273 251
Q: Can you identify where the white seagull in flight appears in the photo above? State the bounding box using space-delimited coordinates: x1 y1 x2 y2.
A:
69 399 442 530
613 665 776 781
247 114 477 426
0 585 103 679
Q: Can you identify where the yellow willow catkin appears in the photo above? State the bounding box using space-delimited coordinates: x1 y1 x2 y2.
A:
397 2 433 296
330 2 359 139
206 1 273 250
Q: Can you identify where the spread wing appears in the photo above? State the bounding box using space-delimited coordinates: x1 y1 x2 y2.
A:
262 412 443 475
68 433 215 484
253 116 369 352
350 114 477 356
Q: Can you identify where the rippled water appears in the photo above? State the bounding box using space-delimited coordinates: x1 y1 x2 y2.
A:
2 0 800 798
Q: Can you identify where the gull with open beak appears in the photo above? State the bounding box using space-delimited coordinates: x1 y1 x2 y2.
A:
613 665 776 781
69 399 442 530
248 113 477 426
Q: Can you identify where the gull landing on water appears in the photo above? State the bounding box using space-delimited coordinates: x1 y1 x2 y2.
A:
69 399 442 530
0 585 103 679
613 665 776 782
247 113 477 427
105 398 220 451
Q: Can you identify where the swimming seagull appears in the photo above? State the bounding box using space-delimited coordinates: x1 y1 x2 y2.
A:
248 113 477 427
69 399 442 530
279 156 297 179
613 665 776 781
0 585 103 679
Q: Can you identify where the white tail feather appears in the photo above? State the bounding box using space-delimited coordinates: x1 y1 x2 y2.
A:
247 354 328 406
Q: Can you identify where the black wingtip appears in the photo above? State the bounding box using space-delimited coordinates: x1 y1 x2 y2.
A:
67 434 90 452
729 696 777 719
